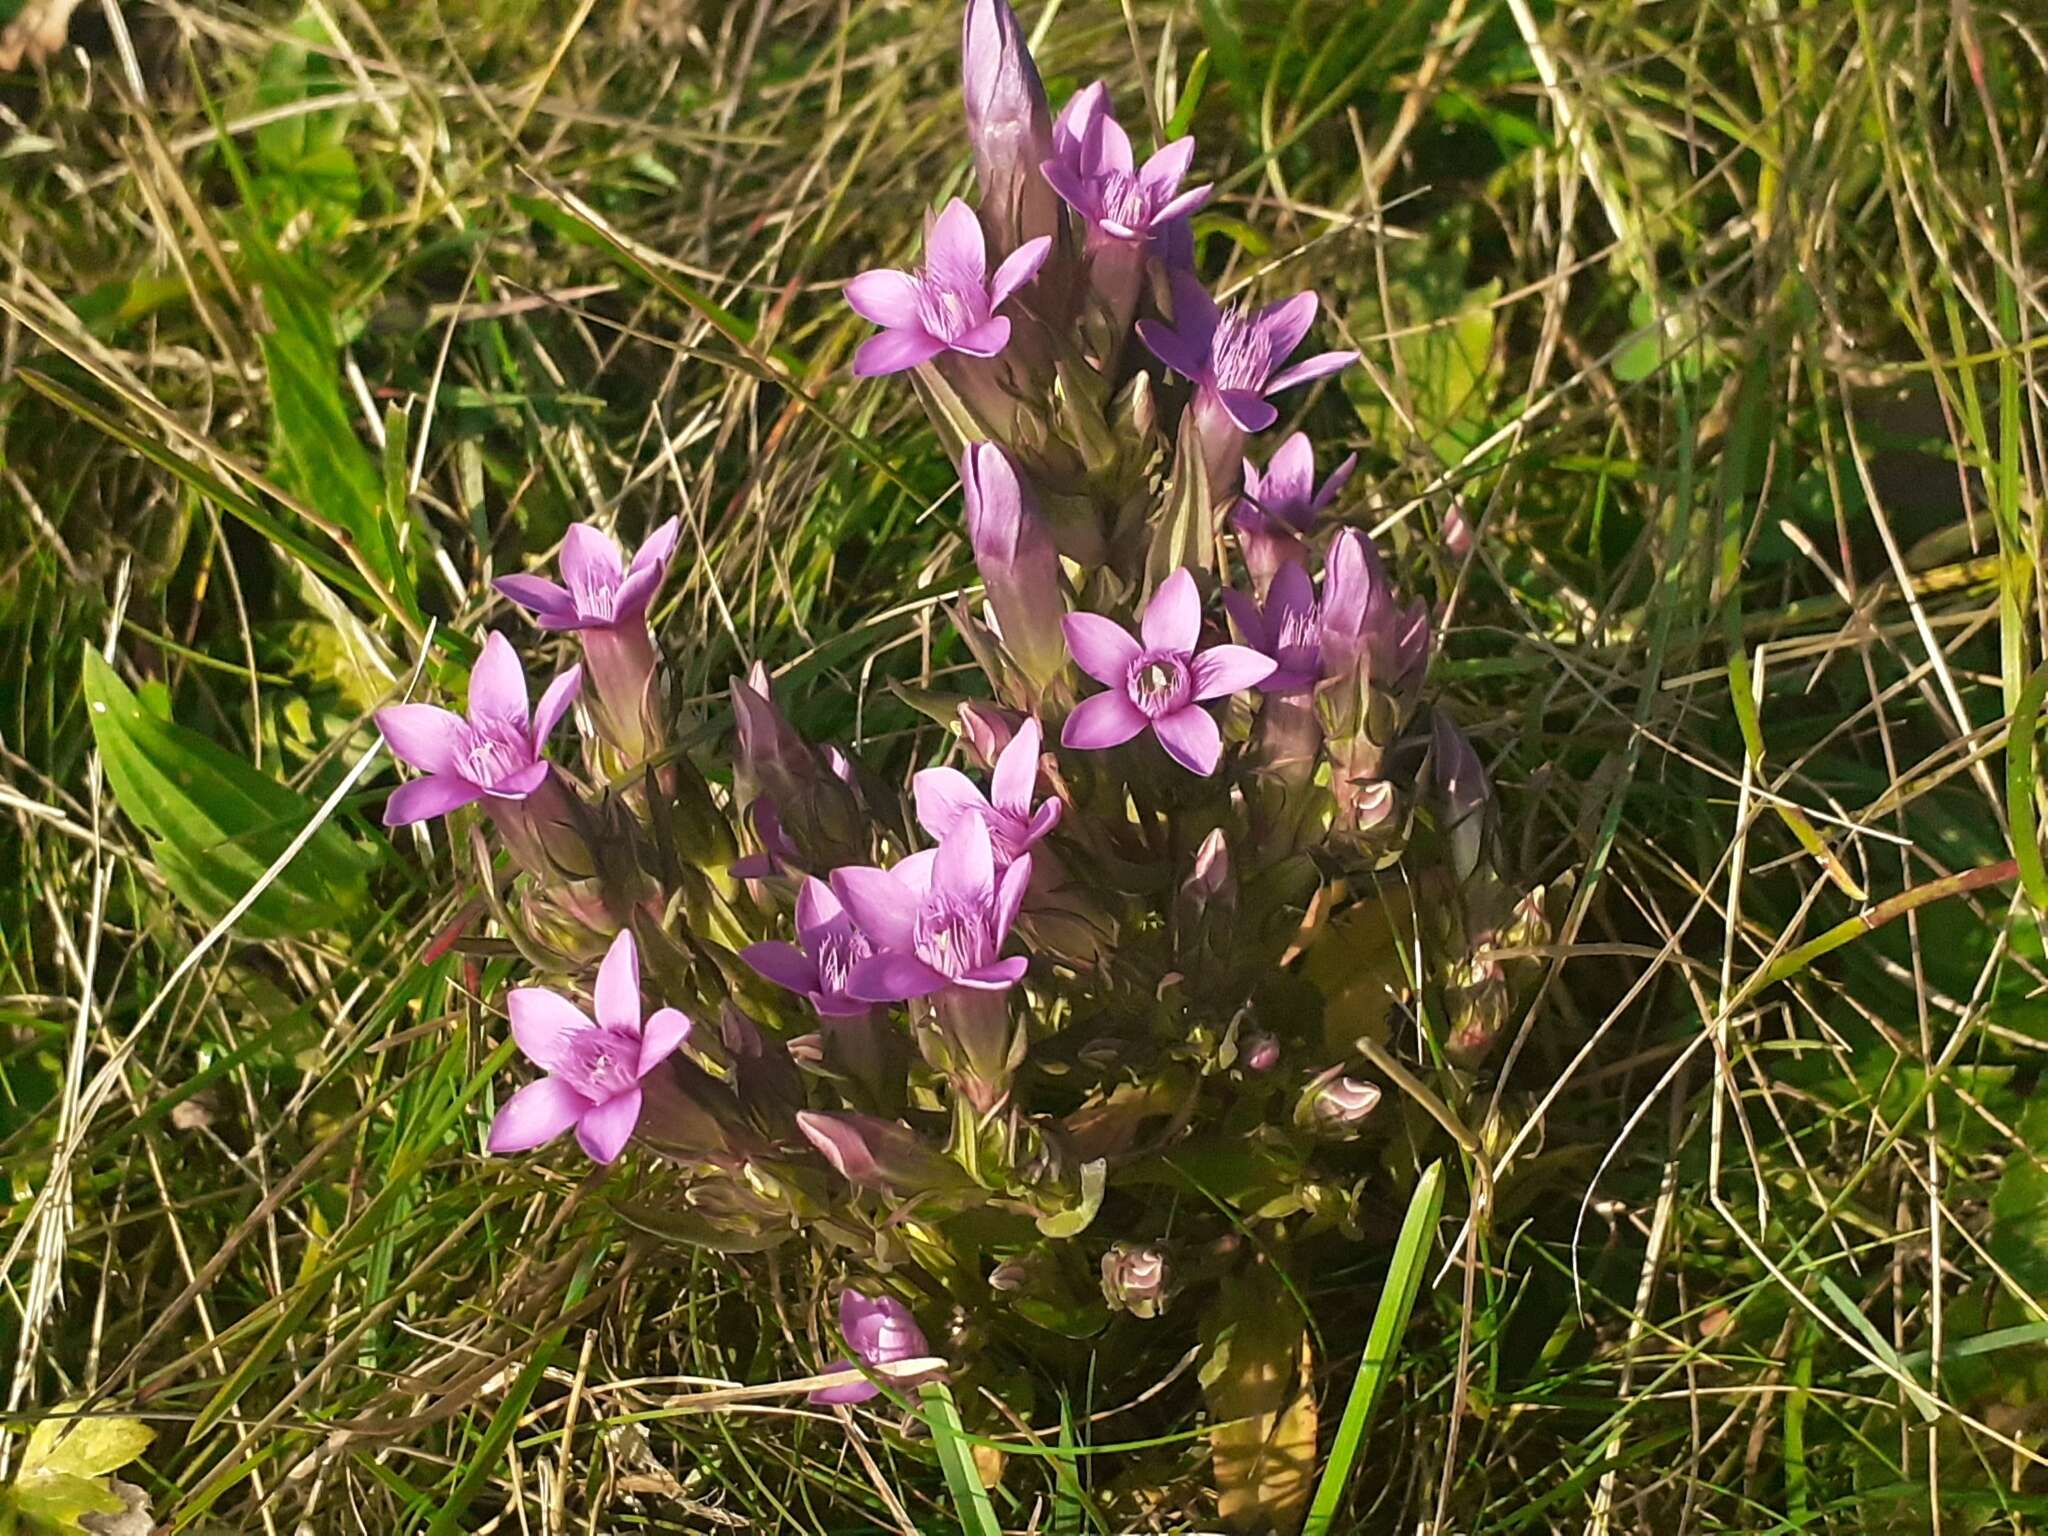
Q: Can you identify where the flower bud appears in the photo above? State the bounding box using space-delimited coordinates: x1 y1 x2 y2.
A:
797 1111 963 1194
962 0 1058 252
1238 1031 1280 1074
1431 713 1492 883
1100 1242 1175 1318
1295 1069 1382 1138
964 444 1069 695
958 700 1024 769
731 663 863 865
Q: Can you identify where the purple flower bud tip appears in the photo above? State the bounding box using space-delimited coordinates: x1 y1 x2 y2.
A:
493 518 679 632
1300 1071 1381 1137
730 797 798 880
828 816 1033 1002
375 631 581 828
1060 568 1275 776
810 1288 937 1405
1443 499 1475 559
1137 271 1357 434
1432 714 1490 822
958 700 1024 768
963 444 1068 690
845 199 1051 377
1042 85 1212 247
914 716 1061 868
1240 1032 1281 1073
487 929 691 1165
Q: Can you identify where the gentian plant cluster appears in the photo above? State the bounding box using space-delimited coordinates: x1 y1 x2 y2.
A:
375 0 1560 1501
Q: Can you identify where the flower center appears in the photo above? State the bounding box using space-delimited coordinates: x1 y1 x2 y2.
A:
1096 170 1156 232
855 1313 925 1364
1209 307 1274 392
913 898 995 979
558 1025 642 1101
1276 601 1322 671
1125 652 1192 719
813 927 872 995
915 271 988 343
567 564 619 621
457 715 531 789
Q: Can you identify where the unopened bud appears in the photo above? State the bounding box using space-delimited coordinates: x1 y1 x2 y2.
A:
1100 1242 1175 1318
1296 1069 1382 1138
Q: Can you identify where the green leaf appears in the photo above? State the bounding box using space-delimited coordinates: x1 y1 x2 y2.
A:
1034 1158 1107 1238
81 648 376 937
1200 1262 1318 1533
248 9 361 239
7 1471 126 1530
1304 1161 1445 1535
920 1382 1002 1536
20 1412 154 1480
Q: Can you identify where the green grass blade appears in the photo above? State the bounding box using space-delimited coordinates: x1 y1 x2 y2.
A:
920 1381 1001 1536
2007 662 2048 913
1303 1159 1446 1536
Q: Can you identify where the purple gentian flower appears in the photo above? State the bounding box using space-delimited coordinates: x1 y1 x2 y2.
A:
1319 529 1431 692
809 1289 939 1406
741 877 876 1019
1041 82 1212 247
830 816 1032 1001
487 929 692 1165
492 519 679 631
1138 272 1358 432
846 199 1052 377
1221 562 1323 695
1233 433 1356 589
912 716 1061 865
375 631 581 827
1059 568 1276 776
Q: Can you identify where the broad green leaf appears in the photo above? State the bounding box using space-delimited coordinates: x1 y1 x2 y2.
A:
248 9 361 239
7 1470 126 1530
1200 1262 1318 1533
20 1412 153 1480
82 648 376 937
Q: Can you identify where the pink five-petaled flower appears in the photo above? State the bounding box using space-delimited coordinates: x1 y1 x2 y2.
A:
487 929 691 1165
809 1289 940 1406
912 716 1061 866
830 815 1032 1002
1138 272 1358 432
741 877 876 1019
492 519 680 631
374 631 581 827
1060 568 1277 775
1042 81 1212 247
1236 432 1356 545
1221 562 1324 696
846 199 1052 377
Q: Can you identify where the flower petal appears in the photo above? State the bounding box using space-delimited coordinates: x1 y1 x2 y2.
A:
1219 588 1268 650
854 328 948 376
638 1007 692 1076
844 268 924 327
508 986 593 1070
933 814 996 909
794 876 846 941
847 951 951 1003
1089 110 1134 175
374 704 467 775
989 236 1052 309
743 939 821 995
1190 643 1278 701
994 853 1032 938
1138 136 1195 195
990 716 1041 814
1062 611 1141 686
594 928 642 1032
531 664 583 748
1141 567 1201 654
1314 452 1359 511
1151 183 1213 226
630 516 682 576
1061 690 1147 750
829 866 919 951
807 1359 881 1406
575 1087 642 1164
1255 291 1319 362
1261 433 1315 510
608 564 663 624
949 316 1012 357
1136 319 1206 382
491 574 579 627
1266 350 1358 394
927 197 988 286
959 955 1029 989
1165 270 1221 349
488 1075 592 1154
1152 705 1223 775
383 773 486 826
484 760 550 799
468 631 531 727
560 524 624 608
1041 157 1099 220
912 766 988 844
1216 388 1278 433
